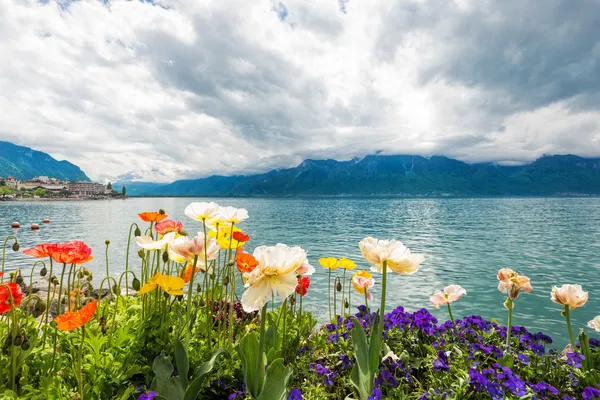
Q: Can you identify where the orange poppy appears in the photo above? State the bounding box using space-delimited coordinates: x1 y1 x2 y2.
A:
0 283 23 313
55 300 97 331
236 252 258 274
232 231 250 243
48 241 93 264
180 263 201 283
23 243 57 258
138 212 168 223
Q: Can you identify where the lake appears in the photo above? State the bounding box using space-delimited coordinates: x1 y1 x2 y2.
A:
1 197 599 348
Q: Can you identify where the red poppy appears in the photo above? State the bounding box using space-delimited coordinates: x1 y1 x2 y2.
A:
296 276 310 296
0 283 23 313
48 240 93 264
236 251 258 274
232 231 250 243
155 220 183 236
55 300 97 331
23 243 57 258
138 212 168 223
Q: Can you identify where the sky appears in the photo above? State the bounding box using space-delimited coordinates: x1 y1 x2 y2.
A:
1 0 600 182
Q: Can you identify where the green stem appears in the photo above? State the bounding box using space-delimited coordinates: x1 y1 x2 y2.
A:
78 326 85 399
564 305 577 352
506 298 513 349
328 268 332 322
379 261 387 335
56 263 68 316
41 258 54 348
258 303 268 378
341 269 346 316
124 223 138 296
9 291 18 392
365 291 372 328
447 302 459 337
186 255 199 349
1 235 18 284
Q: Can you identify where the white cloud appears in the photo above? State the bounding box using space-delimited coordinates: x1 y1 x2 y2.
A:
1 0 599 182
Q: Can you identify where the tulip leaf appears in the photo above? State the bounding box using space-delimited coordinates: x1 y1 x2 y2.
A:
183 348 229 400
256 358 292 400
350 318 374 400
175 340 189 390
238 332 264 398
368 312 382 374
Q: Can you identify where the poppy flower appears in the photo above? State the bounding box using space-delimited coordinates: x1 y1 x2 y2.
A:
236 252 259 274
209 226 245 249
296 276 310 296
351 270 374 301
55 300 97 331
232 231 250 243
217 206 249 224
138 273 185 296
48 241 93 264
180 264 201 283
319 257 338 270
154 220 183 236
23 243 57 258
169 233 220 262
138 212 168 223
359 236 424 275
184 202 220 222
430 285 467 309
338 258 356 270
0 283 23 313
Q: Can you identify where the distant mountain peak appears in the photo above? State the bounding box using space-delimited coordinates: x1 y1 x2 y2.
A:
0 141 90 181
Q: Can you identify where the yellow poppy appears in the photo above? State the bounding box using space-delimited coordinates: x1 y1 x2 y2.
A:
209 226 244 249
138 272 185 296
319 257 338 270
339 258 356 270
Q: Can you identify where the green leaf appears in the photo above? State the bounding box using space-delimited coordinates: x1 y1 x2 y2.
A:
118 386 136 400
368 312 382 374
153 352 174 382
175 339 189 390
349 318 373 400
256 358 292 400
238 332 265 398
184 348 231 400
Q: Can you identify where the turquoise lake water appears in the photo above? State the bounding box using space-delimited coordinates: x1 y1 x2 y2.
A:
1 197 599 348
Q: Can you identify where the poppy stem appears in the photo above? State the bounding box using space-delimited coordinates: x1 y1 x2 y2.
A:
379 260 387 336
505 298 513 349
41 257 54 349
341 269 347 317
78 326 86 399
186 255 199 349
447 302 459 337
328 268 332 322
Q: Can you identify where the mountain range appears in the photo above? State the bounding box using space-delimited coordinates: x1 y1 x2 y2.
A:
0 141 90 181
116 154 600 197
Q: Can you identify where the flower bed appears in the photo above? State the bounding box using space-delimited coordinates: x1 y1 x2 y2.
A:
0 203 599 399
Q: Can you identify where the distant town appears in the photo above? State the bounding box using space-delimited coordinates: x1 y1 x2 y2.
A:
0 176 126 200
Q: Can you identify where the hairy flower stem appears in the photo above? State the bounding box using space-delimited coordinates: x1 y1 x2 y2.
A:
340 269 347 317
10 296 18 391
364 291 372 328
228 223 236 344
1 235 18 284
105 242 111 294
124 223 138 295
328 269 332 322
379 260 387 335
564 305 577 352
505 298 513 349
186 255 199 349
78 326 86 399
258 303 268 374
41 258 54 349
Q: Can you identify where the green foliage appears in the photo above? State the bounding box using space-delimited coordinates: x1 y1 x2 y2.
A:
349 313 381 400
32 188 46 197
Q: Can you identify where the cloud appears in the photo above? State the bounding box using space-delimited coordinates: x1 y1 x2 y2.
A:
1 0 599 182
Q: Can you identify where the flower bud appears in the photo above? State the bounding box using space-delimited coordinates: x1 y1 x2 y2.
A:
77 271 84 279
83 269 90 276
40 267 47 277
112 285 121 296
51 276 59 285
134 228 141 237
336 281 342 292
223 277 229 286
344 300 349 309
158 208 166 215
138 249 145 259
228 259 235 267
21 341 30 351
13 336 22 346
16 275 23 285
105 240 110 245
178 229 188 237
36 300 47 313
86 274 93 282
12 242 20 252
132 278 141 291
162 251 169 263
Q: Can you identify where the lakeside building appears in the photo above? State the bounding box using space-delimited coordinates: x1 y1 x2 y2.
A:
66 181 106 197
1 175 113 198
